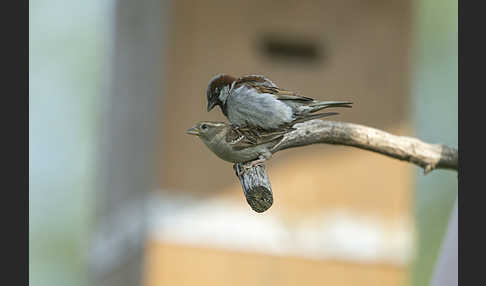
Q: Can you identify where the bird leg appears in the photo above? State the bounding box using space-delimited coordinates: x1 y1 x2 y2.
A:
236 155 267 176
248 155 267 167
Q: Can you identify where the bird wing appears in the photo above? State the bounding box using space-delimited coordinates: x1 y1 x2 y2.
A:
225 126 289 151
234 75 314 102
234 75 278 88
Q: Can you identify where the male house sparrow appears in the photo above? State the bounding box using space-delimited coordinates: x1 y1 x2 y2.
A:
185 121 291 169
206 74 353 130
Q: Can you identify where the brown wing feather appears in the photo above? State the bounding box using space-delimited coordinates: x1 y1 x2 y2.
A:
226 126 289 151
234 75 314 102
234 75 277 87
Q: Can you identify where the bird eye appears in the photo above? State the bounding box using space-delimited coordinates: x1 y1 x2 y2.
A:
200 123 208 130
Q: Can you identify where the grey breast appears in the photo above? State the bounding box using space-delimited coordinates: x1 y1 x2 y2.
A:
227 85 294 129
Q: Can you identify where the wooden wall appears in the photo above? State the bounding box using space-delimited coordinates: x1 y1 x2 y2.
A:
150 0 413 285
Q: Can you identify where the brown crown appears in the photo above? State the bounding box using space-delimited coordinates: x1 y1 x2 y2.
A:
208 74 236 93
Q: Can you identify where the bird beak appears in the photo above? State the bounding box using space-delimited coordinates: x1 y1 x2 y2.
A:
207 100 217 112
185 125 200 136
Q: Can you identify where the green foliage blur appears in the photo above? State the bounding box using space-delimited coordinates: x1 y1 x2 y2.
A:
29 1 109 285
410 0 458 285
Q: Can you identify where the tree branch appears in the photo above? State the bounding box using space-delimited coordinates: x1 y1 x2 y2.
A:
235 119 458 212
272 120 458 174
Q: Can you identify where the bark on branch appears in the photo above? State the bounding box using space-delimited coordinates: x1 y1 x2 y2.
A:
272 120 458 173
235 119 458 213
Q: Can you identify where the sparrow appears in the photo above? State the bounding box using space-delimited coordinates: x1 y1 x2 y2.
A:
185 121 292 171
206 74 353 130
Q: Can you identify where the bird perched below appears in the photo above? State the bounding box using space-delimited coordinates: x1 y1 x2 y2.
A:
206 74 353 130
186 121 299 173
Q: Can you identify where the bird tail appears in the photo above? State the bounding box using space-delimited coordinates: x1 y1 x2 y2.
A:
307 101 353 113
291 112 340 125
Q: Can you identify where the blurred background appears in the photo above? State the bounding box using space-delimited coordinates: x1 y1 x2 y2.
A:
29 0 457 285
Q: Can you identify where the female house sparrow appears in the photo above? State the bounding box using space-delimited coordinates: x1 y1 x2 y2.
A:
185 121 289 168
206 74 353 130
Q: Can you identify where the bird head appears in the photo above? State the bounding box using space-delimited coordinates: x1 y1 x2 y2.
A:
185 121 227 142
206 74 236 112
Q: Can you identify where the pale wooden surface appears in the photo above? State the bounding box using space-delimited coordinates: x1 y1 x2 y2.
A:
144 241 407 286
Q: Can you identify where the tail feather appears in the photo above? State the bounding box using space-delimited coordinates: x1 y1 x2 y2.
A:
308 101 353 113
291 112 339 125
